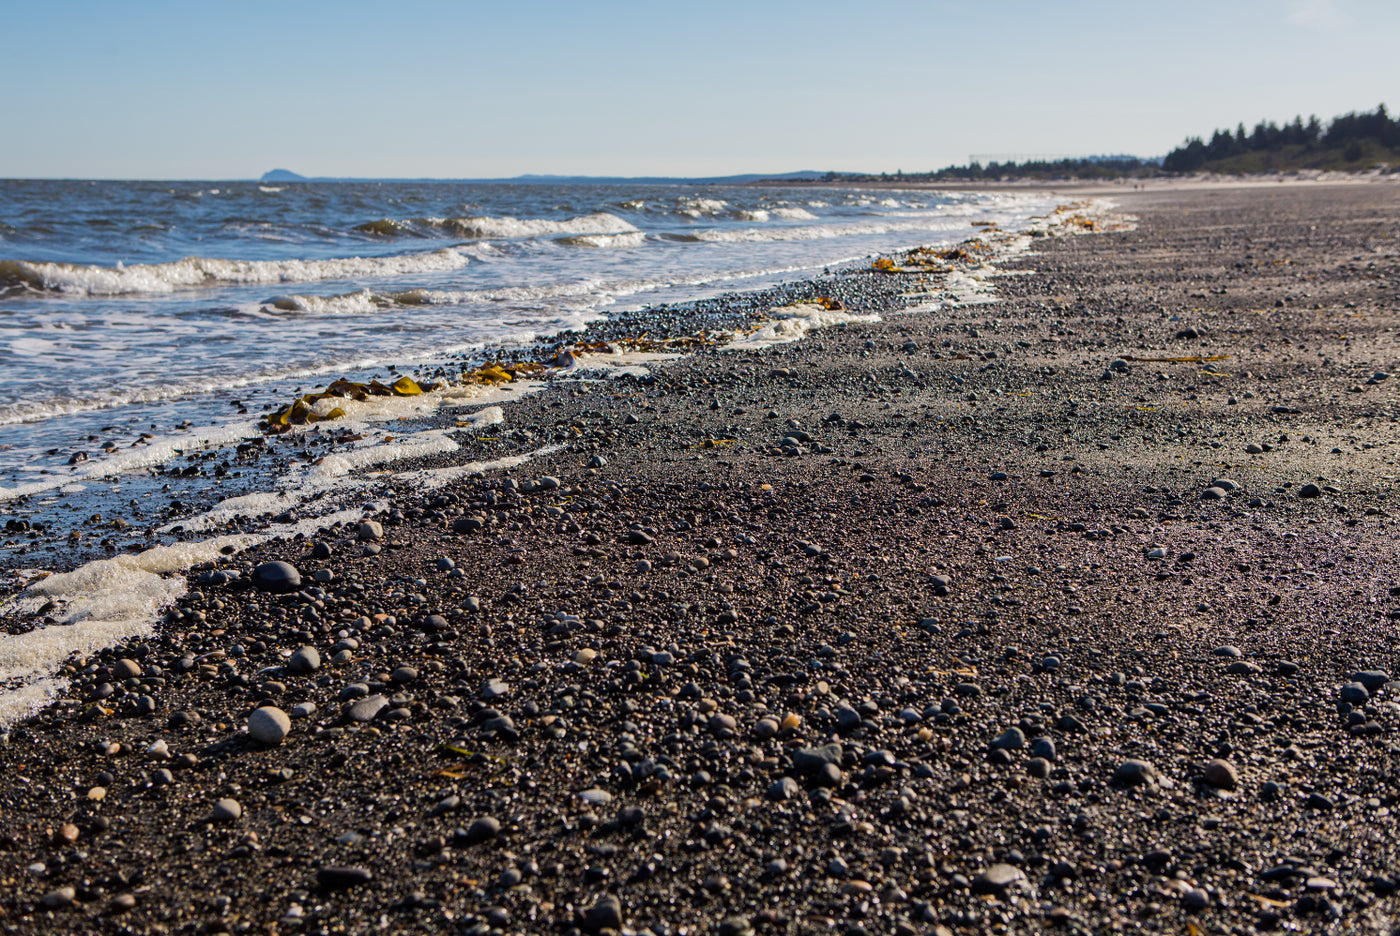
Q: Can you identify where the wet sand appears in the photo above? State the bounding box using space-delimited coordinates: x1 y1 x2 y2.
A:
1 182 1399 935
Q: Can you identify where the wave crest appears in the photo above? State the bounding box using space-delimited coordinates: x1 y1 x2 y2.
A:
356 212 637 239
0 249 473 297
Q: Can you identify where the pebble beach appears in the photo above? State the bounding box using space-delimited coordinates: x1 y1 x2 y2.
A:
2 181 1400 935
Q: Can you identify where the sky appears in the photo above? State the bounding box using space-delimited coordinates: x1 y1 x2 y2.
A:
1 0 1396 180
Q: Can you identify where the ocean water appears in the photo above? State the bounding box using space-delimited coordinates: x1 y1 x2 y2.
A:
0 180 1055 555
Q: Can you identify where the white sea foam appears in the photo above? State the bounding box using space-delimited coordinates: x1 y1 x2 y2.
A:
5 248 473 296
772 207 818 220
446 213 636 239
554 232 647 249
723 303 881 351
677 198 729 218
393 444 562 491
735 210 770 222
682 217 972 244
457 405 505 428
305 431 460 483
551 349 684 378
262 289 385 315
0 509 365 727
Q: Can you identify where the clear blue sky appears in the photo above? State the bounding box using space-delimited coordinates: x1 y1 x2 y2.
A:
2 0 1395 179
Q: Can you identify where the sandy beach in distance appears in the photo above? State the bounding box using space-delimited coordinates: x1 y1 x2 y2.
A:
2 180 1399 935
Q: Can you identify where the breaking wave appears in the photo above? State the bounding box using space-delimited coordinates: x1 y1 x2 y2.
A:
354 212 637 239
0 249 473 297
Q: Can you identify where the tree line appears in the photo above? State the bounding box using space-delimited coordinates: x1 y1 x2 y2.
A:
1162 105 1399 172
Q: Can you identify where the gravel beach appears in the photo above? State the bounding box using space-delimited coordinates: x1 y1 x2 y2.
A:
2 181 1399 936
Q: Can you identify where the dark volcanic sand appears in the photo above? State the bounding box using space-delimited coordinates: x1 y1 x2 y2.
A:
2 183 1399 935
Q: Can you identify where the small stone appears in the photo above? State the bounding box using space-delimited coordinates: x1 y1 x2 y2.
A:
465 816 501 843
287 646 321 675
357 520 383 542
1339 682 1370 704
573 648 597 665
1030 737 1056 761
990 727 1025 751
109 893 136 913
972 863 1027 894
112 659 142 680
251 561 301 593
391 666 418 685
1113 759 1158 788
709 713 737 735
1027 758 1051 778
1203 759 1239 790
452 515 485 534
291 702 317 719
1307 792 1335 810
768 776 799 801
248 706 291 745
752 718 779 740
316 866 373 889
481 679 511 700
41 887 76 908
1298 483 1323 498
1351 670 1391 691
583 896 623 932
579 788 613 807
347 695 388 722
212 798 242 822
1201 486 1227 500
792 744 843 772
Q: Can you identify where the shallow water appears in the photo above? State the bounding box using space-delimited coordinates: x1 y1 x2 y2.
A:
0 180 1055 566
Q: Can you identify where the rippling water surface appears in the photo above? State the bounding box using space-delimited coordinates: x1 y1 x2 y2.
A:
0 179 1053 512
